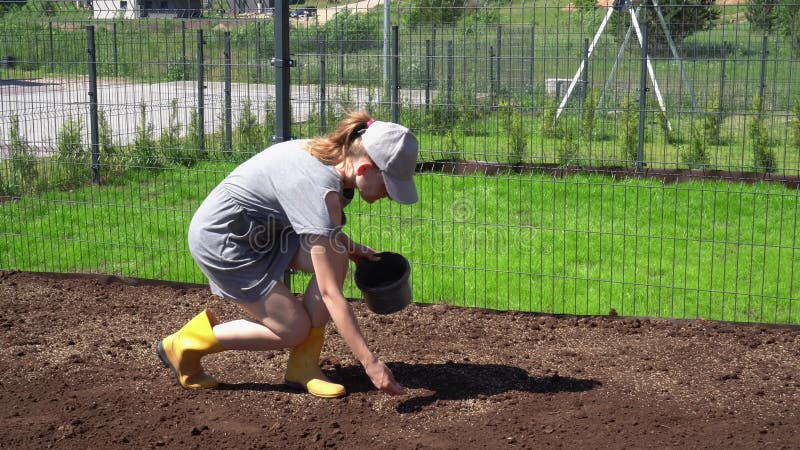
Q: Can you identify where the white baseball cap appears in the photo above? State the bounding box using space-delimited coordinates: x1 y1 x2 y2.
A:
361 120 419 205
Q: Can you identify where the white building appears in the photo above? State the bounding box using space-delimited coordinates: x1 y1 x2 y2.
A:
92 0 203 19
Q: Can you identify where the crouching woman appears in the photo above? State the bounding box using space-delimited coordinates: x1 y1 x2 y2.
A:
156 111 418 397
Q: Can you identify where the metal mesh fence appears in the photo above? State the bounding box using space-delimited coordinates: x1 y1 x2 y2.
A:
1 0 799 323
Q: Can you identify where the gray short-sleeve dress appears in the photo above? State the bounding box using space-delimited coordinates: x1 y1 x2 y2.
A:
188 140 343 302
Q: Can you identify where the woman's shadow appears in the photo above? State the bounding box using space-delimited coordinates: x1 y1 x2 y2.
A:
219 361 600 414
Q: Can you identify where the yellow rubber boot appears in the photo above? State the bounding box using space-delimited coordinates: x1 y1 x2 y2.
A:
156 309 225 389
284 327 346 398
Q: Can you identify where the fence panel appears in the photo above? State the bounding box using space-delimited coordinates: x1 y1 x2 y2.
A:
1 0 798 323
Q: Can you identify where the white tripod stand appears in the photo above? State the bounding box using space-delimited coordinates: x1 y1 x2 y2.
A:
554 0 696 132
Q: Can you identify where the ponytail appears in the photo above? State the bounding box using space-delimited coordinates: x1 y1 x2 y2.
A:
306 111 371 166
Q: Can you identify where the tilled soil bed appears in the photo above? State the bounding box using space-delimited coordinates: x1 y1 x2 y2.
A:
1 270 798 449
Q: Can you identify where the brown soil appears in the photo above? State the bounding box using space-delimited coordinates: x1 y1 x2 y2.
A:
1 270 798 449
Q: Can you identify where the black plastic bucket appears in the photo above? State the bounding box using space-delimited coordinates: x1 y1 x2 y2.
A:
354 252 412 315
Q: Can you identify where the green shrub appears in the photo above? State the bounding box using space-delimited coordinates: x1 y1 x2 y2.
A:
132 101 159 168
792 98 800 152
183 110 207 162
621 98 639 165
746 0 779 34
682 122 710 169
778 3 800 57
428 98 456 133
749 96 775 173
609 0 720 56
541 96 559 139
444 129 463 161
558 131 579 166
8 114 39 194
316 9 381 53
658 110 681 145
397 103 430 136
332 87 356 117
577 0 604 29
97 108 122 175
56 116 88 188
582 89 597 142
0 172 12 197
159 99 190 166
703 91 724 146
263 99 276 143
404 0 467 28
520 84 546 110
504 107 528 165
464 7 500 34
234 99 265 161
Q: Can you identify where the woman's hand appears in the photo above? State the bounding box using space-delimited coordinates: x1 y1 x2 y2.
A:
348 242 380 264
364 358 406 395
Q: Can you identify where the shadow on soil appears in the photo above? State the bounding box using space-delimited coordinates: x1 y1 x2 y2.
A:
386 362 602 414
218 361 601 414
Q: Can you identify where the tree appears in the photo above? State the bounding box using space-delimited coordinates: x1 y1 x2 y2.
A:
746 0 779 34
404 0 467 28
609 0 721 56
778 1 800 56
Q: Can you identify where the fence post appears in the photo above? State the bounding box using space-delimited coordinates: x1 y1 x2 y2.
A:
489 46 494 104
338 29 344 86
391 26 399 123
319 35 327 133
49 21 55 73
496 26 501 94
425 39 431 113
431 25 436 87
273 0 292 144
181 20 186 81
197 30 205 153
718 42 727 130
33 27 39 66
273 1 294 292
87 26 100 184
719 43 727 108
636 13 648 170
582 38 589 102
758 34 768 112
529 25 535 87
447 41 453 124
112 22 119 78
224 31 232 155
383 0 390 94
256 22 262 83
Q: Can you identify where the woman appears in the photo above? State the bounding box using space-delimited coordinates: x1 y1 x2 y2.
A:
157 111 417 398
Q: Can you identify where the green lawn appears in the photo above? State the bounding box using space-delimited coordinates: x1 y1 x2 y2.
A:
2 162 798 324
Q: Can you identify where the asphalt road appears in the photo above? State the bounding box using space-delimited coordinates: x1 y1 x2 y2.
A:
0 77 426 157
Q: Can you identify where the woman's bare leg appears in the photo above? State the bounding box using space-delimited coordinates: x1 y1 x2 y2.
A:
211 281 311 351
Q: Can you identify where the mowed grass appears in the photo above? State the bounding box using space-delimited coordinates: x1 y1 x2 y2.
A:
1 163 798 324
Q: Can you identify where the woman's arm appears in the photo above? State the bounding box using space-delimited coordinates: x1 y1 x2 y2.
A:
336 231 379 263
308 235 405 395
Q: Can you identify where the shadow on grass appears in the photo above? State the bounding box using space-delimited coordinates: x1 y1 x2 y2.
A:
219 361 601 414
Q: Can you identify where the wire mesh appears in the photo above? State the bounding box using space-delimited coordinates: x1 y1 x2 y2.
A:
1 0 799 323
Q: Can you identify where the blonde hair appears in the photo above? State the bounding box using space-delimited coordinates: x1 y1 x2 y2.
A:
306 111 371 166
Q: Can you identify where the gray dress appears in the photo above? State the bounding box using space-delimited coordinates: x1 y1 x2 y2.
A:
188 140 343 302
